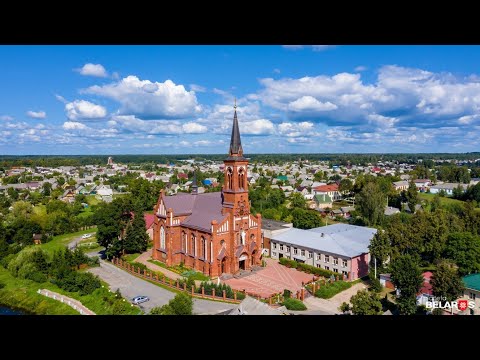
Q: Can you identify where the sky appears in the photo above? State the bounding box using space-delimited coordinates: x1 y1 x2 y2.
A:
1 45 480 155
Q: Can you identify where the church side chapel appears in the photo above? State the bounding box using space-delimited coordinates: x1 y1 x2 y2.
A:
152 105 262 278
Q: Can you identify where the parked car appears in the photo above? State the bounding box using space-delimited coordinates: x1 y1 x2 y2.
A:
82 233 92 239
132 296 150 305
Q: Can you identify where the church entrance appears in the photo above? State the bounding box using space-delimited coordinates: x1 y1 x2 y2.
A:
239 260 246 270
238 253 248 270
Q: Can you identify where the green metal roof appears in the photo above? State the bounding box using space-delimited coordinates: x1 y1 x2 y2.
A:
276 175 288 181
314 194 332 203
463 273 480 291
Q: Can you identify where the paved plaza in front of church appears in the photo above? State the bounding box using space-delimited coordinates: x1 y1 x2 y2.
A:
222 258 312 298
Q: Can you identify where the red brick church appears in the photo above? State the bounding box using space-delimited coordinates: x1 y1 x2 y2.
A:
152 105 262 277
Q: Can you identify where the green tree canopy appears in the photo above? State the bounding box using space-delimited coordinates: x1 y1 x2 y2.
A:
431 260 465 302
390 254 423 315
444 232 480 275
355 182 385 226
350 289 382 315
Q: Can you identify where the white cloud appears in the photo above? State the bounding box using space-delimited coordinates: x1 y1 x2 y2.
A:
182 122 208 133
355 66 367 72
278 122 315 137
84 75 200 119
287 137 312 144
190 84 206 92
63 121 88 130
273 68 281 74
288 96 337 112
241 119 275 135
65 100 107 121
77 63 108 78
0 115 13 121
55 94 68 104
26 110 46 119
111 115 207 135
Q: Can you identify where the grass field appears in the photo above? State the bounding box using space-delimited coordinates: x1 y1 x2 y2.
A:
41 228 97 255
418 192 466 206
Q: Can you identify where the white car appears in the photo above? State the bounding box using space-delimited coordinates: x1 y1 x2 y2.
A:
81 234 92 239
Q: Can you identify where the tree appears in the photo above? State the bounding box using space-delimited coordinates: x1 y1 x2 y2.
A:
369 230 391 267
289 192 306 209
123 210 149 254
430 194 442 212
350 289 382 315
150 292 193 315
390 255 423 315
406 181 419 214
339 302 351 314
444 232 480 275
431 260 465 302
339 178 353 195
355 182 384 226
291 208 322 229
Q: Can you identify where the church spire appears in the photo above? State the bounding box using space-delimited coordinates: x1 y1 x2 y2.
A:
229 99 243 157
191 170 198 195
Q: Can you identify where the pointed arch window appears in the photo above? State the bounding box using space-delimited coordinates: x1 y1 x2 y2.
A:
227 167 233 189
201 236 206 259
238 168 245 190
160 226 165 249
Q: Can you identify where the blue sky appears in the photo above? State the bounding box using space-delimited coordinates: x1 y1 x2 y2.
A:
1 45 480 155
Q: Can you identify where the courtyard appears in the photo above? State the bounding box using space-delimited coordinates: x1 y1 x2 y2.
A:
222 258 313 298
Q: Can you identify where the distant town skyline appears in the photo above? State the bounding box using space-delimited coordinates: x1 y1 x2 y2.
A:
1 45 480 155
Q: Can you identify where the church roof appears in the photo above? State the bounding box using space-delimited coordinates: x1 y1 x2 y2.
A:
163 192 226 232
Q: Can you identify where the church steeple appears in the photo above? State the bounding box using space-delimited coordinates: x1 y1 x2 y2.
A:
191 170 198 195
229 99 243 157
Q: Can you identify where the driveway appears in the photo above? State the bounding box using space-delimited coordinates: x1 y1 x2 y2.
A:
88 261 236 315
303 282 367 314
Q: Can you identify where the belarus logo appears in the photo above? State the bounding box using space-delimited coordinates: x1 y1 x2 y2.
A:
458 299 469 311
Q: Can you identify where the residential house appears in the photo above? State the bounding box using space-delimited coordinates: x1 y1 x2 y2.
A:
429 183 468 196
416 271 434 306
393 180 409 192
384 206 400 216
312 184 341 201
453 273 480 315
314 194 332 209
379 273 395 289
340 206 355 219
270 224 377 280
60 189 75 203
413 179 431 192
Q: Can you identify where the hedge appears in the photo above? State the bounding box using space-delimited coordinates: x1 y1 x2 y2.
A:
282 297 307 311
278 257 343 279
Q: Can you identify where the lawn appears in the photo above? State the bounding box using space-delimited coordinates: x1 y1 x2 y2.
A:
123 253 141 262
147 259 210 281
0 267 141 315
41 228 97 255
418 192 466 207
314 280 360 299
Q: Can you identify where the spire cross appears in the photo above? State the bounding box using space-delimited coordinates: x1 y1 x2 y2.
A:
234 98 237 109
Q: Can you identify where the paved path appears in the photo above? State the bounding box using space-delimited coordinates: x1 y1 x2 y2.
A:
38 289 95 315
222 258 312 298
303 282 367 314
88 260 236 315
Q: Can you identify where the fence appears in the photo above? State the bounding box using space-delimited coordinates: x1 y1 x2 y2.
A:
111 257 301 305
37 289 96 315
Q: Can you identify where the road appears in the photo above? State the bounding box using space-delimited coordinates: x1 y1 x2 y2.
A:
88 260 237 315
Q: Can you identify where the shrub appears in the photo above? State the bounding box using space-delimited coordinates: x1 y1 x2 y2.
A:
131 262 148 272
314 281 353 299
151 292 193 315
0 281 5 289
279 257 342 279
283 289 291 299
282 298 307 311
368 272 382 293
